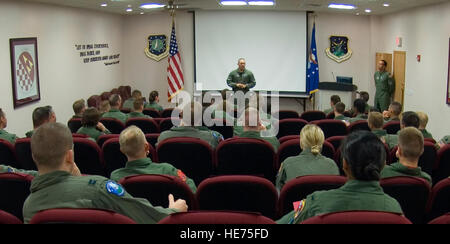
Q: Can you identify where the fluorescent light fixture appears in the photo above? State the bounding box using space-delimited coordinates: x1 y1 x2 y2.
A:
248 1 275 6
126 8 133 12
220 1 247 6
101 3 107 7
383 3 390 7
140 3 165 9
365 9 372 13
140 12 145 15
328 3 356 10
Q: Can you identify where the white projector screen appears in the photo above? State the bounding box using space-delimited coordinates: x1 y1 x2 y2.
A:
194 10 308 94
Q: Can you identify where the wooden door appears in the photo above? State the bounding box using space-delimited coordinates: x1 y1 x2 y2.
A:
393 51 406 105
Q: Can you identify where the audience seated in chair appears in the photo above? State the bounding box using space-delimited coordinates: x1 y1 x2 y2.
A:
26 105 56 138
122 90 143 110
22 122 187 224
348 99 368 123
382 111 420 149
102 94 128 123
157 102 223 149
72 99 86 119
110 126 197 193
323 95 341 115
333 102 349 123
368 112 388 139
381 127 432 185
76 107 111 141
383 101 402 123
0 108 18 144
276 124 339 192
145 90 164 113
236 107 279 152
416 111 434 140
0 164 38 177
98 100 111 116
277 130 402 224
128 98 151 119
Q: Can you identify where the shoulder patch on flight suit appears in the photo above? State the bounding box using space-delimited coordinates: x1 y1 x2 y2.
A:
177 170 187 182
288 199 306 224
105 180 125 197
212 132 224 142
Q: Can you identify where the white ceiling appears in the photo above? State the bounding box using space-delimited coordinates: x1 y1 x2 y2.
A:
21 0 449 15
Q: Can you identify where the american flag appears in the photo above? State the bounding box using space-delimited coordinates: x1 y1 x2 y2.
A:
167 22 184 101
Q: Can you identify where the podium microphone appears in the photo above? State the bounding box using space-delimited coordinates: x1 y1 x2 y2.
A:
331 72 336 82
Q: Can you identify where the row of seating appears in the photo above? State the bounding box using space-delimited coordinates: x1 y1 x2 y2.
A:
1 134 449 186
1 173 449 223
87 85 132 109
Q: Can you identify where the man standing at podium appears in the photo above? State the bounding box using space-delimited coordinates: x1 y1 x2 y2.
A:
227 58 256 93
374 60 394 112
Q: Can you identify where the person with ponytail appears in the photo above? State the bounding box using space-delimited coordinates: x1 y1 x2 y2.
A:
275 124 339 191
277 130 403 224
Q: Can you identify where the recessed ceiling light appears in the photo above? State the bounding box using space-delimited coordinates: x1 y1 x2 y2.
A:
101 3 107 7
126 8 133 12
248 1 275 6
365 9 372 13
383 3 390 7
328 3 356 10
356 13 360 15
140 3 166 9
220 1 247 6
140 12 145 15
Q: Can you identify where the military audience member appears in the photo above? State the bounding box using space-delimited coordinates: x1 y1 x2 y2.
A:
101 94 128 123
0 108 18 144
26 105 56 138
76 107 111 141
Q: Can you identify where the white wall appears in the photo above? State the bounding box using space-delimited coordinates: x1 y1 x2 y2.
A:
0 1 124 137
372 1 450 140
122 12 194 109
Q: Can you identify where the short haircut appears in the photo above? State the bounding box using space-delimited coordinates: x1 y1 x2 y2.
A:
149 91 159 103
341 130 386 181
131 90 142 99
32 106 54 128
72 99 85 115
119 125 146 159
390 102 402 116
416 111 428 128
0 108 4 119
398 127 424 161
359 91 369 102
99 100 110 114
330 95 341 105
238 58 245 63
353 99 366 114
300 124 324 155
368 112 384 129
31 122 73 169
334 102 346 114
109 94 121 107
82 107 101 127
381 60 387 66
133 98 145 111
401 111 420 128
181 101 203 126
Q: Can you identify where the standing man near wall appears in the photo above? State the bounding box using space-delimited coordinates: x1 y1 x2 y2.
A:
374 60 395 112
227 58 256 93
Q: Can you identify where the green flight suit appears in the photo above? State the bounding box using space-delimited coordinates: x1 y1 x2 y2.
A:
22 171 177 224
238 130 280 152
157 126 224 149
276 149 340 191
384 117 400 123
420 129 433 140
323 108 333 116
76 126 111 141
374 71 393 112
101 108 128 124
0 129 18 144
127 112 151 119
0 165 38 177
372 129 388 138
383 133 399 150
334 114 349 121
122 98 135 110
348 113 368 124
277 180 403 224
381 162 432 185
110 158 197 193
145 102 163 113
227 69 256 93
440 135 450 145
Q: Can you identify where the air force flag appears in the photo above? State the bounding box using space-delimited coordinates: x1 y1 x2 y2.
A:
307 23 319 95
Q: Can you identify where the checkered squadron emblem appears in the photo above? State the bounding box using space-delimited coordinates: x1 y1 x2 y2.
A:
16 51 35 92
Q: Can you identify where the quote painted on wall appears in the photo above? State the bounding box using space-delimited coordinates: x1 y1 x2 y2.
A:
75 43 120 66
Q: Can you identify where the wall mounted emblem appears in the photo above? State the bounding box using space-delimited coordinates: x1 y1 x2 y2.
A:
145 34 169 61
325 36 352 63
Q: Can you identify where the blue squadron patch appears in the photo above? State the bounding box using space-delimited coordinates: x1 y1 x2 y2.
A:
145 34 169 62
106 180 125 197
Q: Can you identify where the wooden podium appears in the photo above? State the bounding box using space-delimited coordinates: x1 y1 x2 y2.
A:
315 82 358 112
